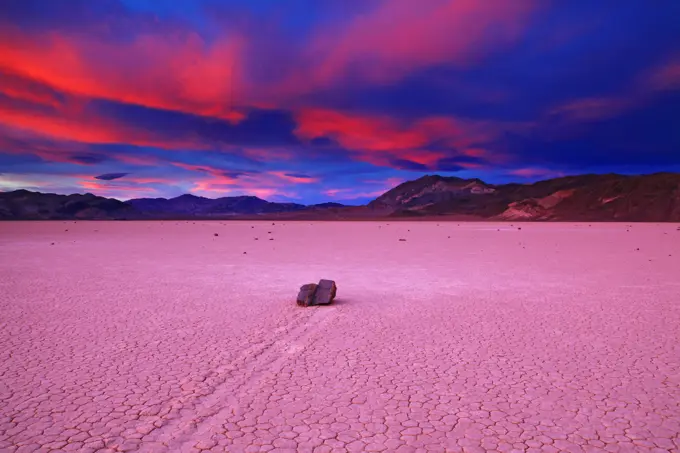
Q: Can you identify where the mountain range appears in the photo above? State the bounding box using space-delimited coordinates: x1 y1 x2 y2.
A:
2 172 679 221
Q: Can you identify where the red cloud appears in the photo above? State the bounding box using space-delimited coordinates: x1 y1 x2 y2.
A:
0 71 63 109
170 162 302 199
295 108 505 168
0 94 212 153
0 25 244 123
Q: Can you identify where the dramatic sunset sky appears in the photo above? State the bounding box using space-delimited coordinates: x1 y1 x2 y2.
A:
1 1 679 204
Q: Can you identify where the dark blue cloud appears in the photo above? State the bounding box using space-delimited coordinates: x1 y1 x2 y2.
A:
93 100 301 148
70 154 109 165
95 172 128 180
388 159 429 171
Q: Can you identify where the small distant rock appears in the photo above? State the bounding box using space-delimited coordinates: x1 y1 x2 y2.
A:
243 252 247 254
399 238 407 242
254 238 259 240
269 238 274 241
50 242 55 245
214 233 219 237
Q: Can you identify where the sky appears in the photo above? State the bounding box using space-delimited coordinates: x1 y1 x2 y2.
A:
1 1 679 204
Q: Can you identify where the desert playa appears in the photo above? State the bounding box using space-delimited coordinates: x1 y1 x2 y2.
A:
1 221 679 453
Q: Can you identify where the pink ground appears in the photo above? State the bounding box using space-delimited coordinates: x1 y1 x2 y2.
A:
1 221 679 453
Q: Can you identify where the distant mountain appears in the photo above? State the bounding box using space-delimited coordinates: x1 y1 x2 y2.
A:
126 194 307 216
368 173 680 221
309 202 347 209
0 189 138 220
2 172 679 221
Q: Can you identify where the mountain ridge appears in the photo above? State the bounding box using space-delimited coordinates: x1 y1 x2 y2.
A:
2 172 679 221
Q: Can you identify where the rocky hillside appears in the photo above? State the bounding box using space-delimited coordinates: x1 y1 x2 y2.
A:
0 190 139 220
368 173 680 221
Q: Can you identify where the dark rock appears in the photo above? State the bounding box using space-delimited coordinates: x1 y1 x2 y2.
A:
214 233 219 237
314 279 337 305
399 238 406 241
297 284 318 307
296 280 337 306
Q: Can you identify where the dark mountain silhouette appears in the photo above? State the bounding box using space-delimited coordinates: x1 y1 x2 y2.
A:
126 194 307 216
2 172 679 221
0 190 138 220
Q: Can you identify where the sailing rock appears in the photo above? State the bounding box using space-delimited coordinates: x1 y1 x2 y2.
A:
296 280 337 307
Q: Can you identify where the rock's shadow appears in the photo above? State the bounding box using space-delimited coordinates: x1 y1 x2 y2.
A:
329 298 349 306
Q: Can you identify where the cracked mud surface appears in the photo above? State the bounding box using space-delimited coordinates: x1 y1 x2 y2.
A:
1 221 679 452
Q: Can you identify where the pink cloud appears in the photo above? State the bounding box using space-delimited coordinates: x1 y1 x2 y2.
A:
272 0 538 98
549 97 631 122
549 56 680 123
269 172 319 184
510 167 564 179
647 58 680 91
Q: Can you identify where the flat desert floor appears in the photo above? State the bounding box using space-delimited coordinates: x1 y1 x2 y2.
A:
1 221 679 453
